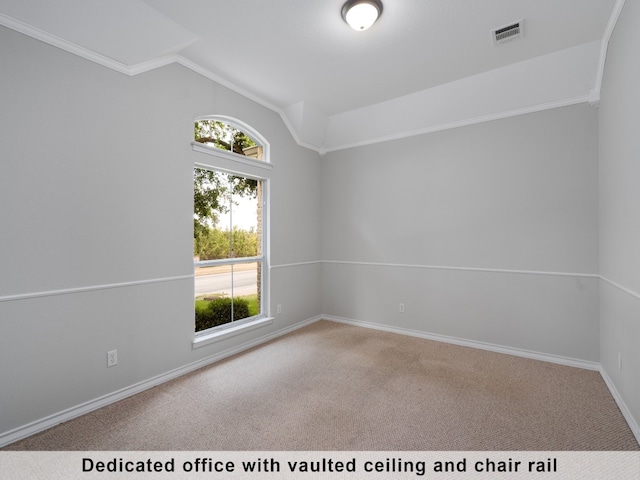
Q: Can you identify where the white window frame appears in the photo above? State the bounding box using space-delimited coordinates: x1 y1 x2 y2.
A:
192 116 272 348
192 115 272 171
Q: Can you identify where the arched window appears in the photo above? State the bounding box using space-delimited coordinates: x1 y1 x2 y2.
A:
192 116 270 341
194 116 269 163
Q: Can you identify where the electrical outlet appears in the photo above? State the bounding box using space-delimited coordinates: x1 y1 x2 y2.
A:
277 304 282 314
399 303 405 313
618 352 622 371
107 349 118 368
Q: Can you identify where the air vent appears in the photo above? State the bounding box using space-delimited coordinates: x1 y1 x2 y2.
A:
492 20 523 45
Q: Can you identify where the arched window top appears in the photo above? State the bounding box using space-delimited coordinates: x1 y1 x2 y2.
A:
194 115 269 163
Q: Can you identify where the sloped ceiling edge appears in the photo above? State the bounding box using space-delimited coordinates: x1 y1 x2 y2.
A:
1 0 627 155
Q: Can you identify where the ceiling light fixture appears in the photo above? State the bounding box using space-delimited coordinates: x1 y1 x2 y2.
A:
341 0 383 31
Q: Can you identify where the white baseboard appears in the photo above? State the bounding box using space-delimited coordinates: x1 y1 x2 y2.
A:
599 367 640 445
0 315 323 448
323 315 601 371
4 313 637 449
324 315 640 444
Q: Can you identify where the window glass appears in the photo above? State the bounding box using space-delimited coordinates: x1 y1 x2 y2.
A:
194 119 263 160
194 168 263 332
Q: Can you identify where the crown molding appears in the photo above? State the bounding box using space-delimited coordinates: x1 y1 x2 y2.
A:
1 2 627 156
0 14 323 153
174 56 323 154
128 54 179 76
0 12 131 75
322 94 591 153
593 0 627 100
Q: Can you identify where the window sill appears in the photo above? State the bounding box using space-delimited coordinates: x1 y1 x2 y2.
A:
192 317 273 349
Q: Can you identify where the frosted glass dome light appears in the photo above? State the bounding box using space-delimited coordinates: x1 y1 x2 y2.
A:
342 0 383 31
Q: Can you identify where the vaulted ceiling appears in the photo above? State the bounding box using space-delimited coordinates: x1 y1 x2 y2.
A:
0 0 624 153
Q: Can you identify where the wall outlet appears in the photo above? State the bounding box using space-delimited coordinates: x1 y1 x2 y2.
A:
399 303 405 313
618 352 622 371
107 349 118 368
277 304 282 314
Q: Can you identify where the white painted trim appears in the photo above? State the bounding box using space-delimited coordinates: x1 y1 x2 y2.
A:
322 95 591 153
128 54 179 76
192 142 273 170
593 0 627 100
176 56 282 121
271 261 323 269
192 135 273 334
326 315 638 442
195 114 272 164
0 14 608 156
276 111 325 154
0 275 193 303
0 14 191 79
600 276 640 302
599 367 640 444
324 315 601 371
5 312 636 449
0 17 322 155
269 259 598 279
175 57 322 155
0 315 323 448
322 260 599 279
192 317 273 349
0 13 132 75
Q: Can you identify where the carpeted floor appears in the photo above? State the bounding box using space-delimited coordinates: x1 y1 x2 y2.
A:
4 320 639 450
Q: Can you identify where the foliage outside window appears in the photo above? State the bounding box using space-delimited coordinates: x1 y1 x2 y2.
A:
195 120 263 160
193 119 265 333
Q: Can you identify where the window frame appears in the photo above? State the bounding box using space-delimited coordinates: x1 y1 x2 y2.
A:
192 115 271 171
192 116 272 348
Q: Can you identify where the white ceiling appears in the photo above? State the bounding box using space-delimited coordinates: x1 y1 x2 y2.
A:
0 0 622 152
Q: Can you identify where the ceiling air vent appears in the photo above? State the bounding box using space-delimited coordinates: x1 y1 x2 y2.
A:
492 20 523 45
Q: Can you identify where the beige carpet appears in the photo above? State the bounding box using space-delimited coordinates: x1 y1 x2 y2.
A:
5 320 639 450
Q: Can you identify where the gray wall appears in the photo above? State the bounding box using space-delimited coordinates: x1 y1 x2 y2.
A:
0 26 322 438
2 4 639 442
598 0 640 434
321 104 600 362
